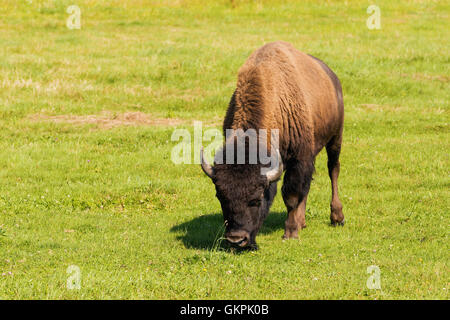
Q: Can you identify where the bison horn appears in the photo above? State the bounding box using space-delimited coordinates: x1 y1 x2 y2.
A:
265 149 283 182
200 147 214 179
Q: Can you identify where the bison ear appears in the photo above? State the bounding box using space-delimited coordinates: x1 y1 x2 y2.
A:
200 147 214 179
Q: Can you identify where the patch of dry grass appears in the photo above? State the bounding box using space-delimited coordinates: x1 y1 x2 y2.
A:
29 111 221 129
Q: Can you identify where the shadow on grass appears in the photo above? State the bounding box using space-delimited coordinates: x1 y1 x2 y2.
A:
170 211 286 251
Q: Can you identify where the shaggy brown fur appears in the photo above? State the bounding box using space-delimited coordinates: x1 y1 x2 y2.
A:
205 41 345 247
224 41 343 157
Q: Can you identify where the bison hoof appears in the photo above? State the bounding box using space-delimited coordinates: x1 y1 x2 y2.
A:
283 224 304 239
331 218 345 227
282 233 299 240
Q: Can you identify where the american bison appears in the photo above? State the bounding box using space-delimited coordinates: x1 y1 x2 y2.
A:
201 41 345 249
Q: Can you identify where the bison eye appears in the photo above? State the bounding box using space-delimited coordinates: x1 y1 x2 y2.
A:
248 199 262 207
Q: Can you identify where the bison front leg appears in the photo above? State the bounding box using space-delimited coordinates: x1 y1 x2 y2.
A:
282 194 307 239
281 164 313 239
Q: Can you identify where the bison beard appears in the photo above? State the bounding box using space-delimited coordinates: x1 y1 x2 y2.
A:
201 41 345 249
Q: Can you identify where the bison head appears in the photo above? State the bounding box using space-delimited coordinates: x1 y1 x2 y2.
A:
200 142 283 249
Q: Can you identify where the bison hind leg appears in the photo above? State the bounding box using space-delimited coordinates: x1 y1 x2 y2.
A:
326 135 345 226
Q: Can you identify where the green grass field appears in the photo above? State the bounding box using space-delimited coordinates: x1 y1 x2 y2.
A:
0 0 448 299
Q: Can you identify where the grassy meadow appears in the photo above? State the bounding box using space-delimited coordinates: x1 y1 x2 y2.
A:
0 0 449 299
